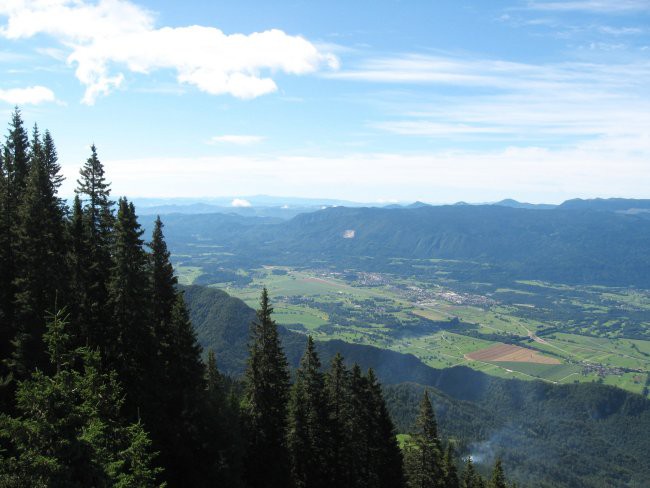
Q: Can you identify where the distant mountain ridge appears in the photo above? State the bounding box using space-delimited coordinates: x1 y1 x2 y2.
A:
559 197 650 212
492 198 556 210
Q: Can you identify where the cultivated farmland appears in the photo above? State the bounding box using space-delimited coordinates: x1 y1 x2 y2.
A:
466 344 561 364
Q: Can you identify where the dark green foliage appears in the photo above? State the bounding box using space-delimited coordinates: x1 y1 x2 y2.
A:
0 309 162 487
243 288 291 488
365 369 405 488
404 392 444 488
149 216 177 333
0 146 12 399
74 144 114 348
200 349 246 487
11 125 68 377
107 197 154 414
0 108 32 398
324 353 350 486
489 459 506 488
443 445 460 488
5 108 30 192
288 336 330 488
461 458 483 488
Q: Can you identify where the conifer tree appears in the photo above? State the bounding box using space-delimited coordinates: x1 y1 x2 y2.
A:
206 349 223 395
243 288 291 488
200 348 245 488
12 125 68 377
68 195 86 337
5 107 30 192
461 458 483 488
347 363 371 488
443 444 460 488
107 197 153 414
325 352 350 486
365 368 405 488
404 391 444 488
42 130 64 198
0 108 31 383
489 459 507 488
288 336 330 488
146 219 209 486
149 216 177 334
0 149 9 367
0 309 162 487
74 144 113 347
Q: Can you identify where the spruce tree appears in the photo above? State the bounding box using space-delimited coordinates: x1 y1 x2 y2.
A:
404 391 444 488
149 216 177 334
0 108 31 387
68 195 86 338
347 363 370 488
146 219 209 486
365 368 405 488
443 444 460 488
243 288 291 488
74 144 113 348
200 348 245 487
324 352 350 486
12 125 68 377
5 107 30 192
0 148 9 370
288 336 330 488
0 309 162 487
489 459 507 488
107 197 153 415
461 458 483 488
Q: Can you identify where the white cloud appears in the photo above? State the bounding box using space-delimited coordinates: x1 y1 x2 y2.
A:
598 26 644 35
231 198 252 207
209 135 265 145
331 52 650 160
0 85 56 104
525 1 650 13
0 0 338 104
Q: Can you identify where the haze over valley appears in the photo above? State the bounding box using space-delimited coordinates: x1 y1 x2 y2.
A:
1 0 649 487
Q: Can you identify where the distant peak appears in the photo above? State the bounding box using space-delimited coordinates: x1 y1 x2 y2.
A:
407 201 431 208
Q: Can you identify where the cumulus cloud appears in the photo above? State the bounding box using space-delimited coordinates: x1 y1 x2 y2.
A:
0 85 56 104
0 0 338 104
231 198 252 207
209 135 265 145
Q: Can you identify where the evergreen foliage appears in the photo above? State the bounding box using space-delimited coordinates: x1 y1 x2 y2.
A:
107 197 153 411
489 459 507 488
243 287 291 488
74 144 114 349
288 336 330 488
404 391 444 488
0 309 162 487
12 125 68 377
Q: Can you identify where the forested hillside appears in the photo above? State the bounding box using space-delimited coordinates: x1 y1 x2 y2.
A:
157 203 650 287
0 110 505 487
183 284 650 487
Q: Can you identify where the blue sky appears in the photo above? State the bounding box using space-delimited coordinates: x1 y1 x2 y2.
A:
0 0 649 203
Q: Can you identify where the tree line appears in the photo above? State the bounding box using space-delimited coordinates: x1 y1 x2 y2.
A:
0 109 509 487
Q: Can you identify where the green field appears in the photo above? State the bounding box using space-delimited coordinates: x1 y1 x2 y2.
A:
177 264 650 396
